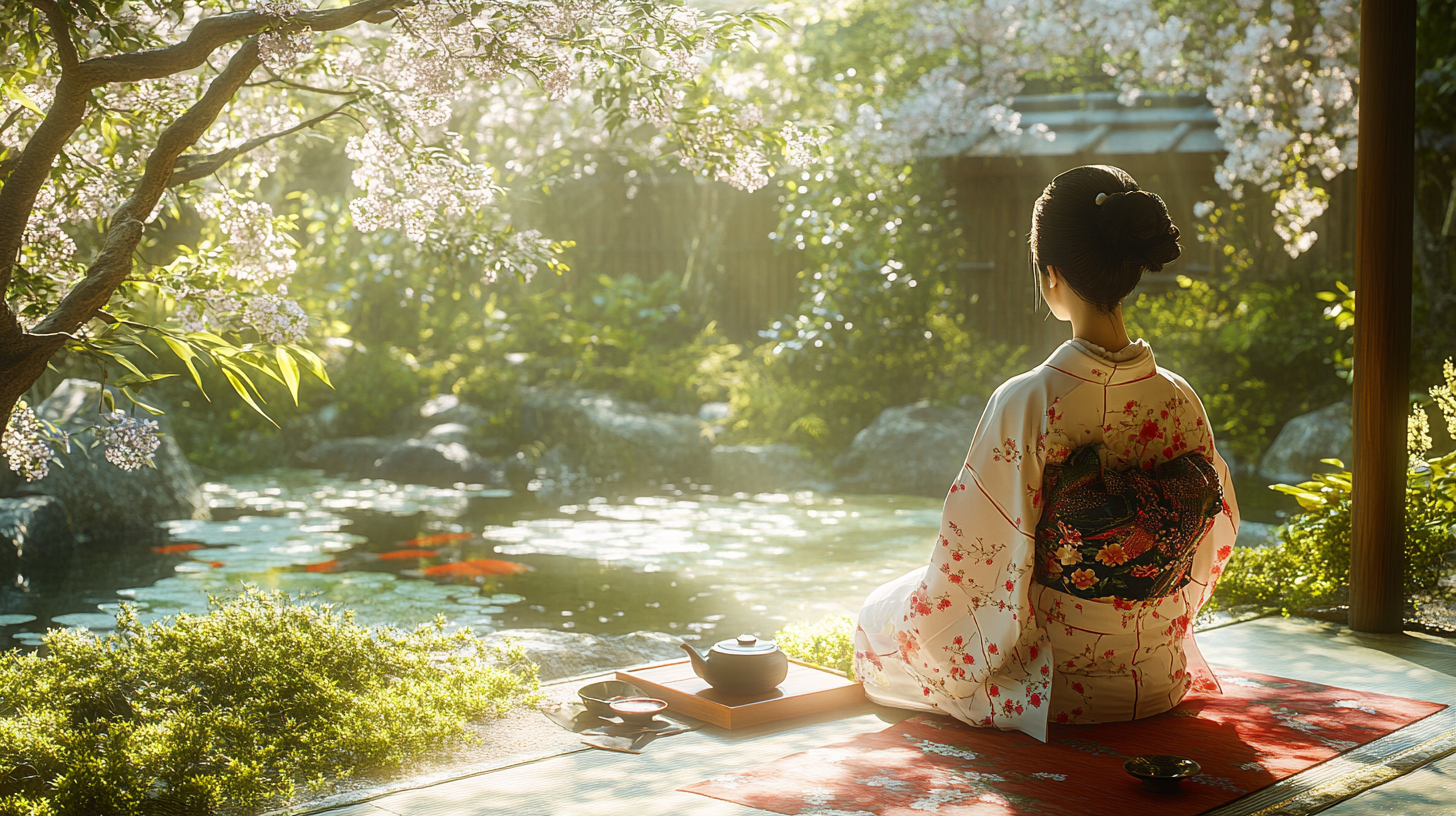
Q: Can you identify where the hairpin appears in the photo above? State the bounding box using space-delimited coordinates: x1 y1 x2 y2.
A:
1095 192 1108 205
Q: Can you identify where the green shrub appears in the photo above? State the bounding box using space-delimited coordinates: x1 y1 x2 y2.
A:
0 587 539 815
775 614 855 676
1214 361 1456 615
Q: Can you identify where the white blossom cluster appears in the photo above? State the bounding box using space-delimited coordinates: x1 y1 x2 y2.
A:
714 145 771 193
346 129 501 243
865 0 1358 259
98 411 161 471
194 195 298 282
780 123 829 168
1 402 66 482
242 294 309 344
174 289 242 333
258 26 315 72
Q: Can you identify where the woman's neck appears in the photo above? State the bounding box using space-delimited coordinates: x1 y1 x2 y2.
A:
1068 304 1131 353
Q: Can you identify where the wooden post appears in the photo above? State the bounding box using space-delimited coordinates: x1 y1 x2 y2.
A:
1349 0 1417 633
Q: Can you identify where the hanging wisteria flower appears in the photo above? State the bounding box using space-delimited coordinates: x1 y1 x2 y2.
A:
99 411 161 471
242 294 310 344
1408 405 1433 461
2 401 66 482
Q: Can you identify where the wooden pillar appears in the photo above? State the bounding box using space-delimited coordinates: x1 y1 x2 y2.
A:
1349 0 1417 633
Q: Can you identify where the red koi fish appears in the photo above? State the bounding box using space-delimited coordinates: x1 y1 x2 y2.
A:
304 559 344 574
403 532 474 548
419 559 532 580
151 543 206 554
375 548 441 560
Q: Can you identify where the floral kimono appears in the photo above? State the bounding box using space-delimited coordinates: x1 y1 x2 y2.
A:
853 338 1239 742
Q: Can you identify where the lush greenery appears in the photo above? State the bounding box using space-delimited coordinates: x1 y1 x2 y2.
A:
1213 362 1456 615
775 614 855 677
0 588 540 815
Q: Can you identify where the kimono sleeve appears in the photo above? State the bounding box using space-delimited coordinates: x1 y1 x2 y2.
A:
884 376 1058 740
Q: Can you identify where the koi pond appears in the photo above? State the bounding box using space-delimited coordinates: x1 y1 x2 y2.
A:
0 470 1293 650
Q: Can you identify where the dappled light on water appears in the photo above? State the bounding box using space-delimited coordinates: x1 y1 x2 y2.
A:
0 470 939 649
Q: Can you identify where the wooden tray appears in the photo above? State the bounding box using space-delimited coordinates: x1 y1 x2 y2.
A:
615 658 863 729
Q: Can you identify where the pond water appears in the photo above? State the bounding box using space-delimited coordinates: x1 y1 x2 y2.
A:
0 470 1294 650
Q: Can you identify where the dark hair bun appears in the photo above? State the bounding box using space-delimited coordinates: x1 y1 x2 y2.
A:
1028 165 1183 313
1094 190 1182 271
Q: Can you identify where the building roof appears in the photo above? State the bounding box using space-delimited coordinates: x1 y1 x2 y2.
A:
924 90 1225 159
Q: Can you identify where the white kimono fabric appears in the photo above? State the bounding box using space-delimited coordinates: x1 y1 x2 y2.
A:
853 338 1239 742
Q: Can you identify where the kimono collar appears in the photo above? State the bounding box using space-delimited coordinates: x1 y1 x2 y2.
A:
1043 338 1157 386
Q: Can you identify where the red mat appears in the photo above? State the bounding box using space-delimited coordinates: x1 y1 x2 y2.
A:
682 668 1445 816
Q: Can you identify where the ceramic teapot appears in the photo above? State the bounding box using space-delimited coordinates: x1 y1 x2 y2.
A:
681 634 789 696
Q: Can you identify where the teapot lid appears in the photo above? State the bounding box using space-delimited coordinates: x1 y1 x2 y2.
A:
710 634 779 655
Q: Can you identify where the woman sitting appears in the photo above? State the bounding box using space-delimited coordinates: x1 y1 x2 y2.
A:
852 164 1240 742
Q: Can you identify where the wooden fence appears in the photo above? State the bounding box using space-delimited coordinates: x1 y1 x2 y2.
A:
515 162 1358 352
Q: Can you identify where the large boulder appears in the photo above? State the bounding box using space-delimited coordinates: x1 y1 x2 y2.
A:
0 496 75 564
416 394 491 431
371 440 505 488
0 379 208 543
834 402 983 497
479 628 685 681
710 444 829 493
295 436 508 489
520 387 711 481
294 437 397 476
1258 400 1353 485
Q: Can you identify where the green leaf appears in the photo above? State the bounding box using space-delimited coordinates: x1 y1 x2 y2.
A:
3 82 42 115
288 345 332 388
162 336 209 400
276 346 300 404
221 367 277 427
121 387 164 416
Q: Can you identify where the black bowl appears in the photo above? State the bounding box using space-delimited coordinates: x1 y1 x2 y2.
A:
578 680 641 717
1123 755 1201 793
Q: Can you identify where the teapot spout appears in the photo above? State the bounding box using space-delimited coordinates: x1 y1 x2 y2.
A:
680 641 708 678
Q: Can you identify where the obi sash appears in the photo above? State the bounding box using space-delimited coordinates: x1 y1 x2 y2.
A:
1033 444 1222 601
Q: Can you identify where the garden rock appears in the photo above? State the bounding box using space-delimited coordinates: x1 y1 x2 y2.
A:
710 444 829 493
0 496 75 564
479 628 685 681
296 437 507 488
0 379 209 543
372 440 505 488
520 387 711 481
1236 521 1279 550
416 394 490 431
1258 400 1353 485
834 402 981 497
295 437 397 476
421 422 474 448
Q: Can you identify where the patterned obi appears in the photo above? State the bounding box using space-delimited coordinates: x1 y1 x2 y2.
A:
1033 444 1223 601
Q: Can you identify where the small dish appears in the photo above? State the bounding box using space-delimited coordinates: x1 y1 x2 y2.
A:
1123 754 1201 793
578 680 640 717
608 696 669 724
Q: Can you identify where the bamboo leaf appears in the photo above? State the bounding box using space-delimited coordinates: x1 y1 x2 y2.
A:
162 336 209 400
288 345 333 388
121 387 164 415
221 368 277 427
276 346 301 404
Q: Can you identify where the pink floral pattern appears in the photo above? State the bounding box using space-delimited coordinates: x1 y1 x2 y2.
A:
853 340 1240 742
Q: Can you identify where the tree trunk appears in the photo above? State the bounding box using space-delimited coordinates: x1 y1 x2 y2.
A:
0 329 67 424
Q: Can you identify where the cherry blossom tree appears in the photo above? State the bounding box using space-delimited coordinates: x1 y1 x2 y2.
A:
0 0 793 478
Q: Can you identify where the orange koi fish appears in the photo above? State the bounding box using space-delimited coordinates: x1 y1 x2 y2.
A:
403 532 474 548
207 561 225 569
420 559 532 580
151 543 207 554
303 559 343 574
375 548 442 560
